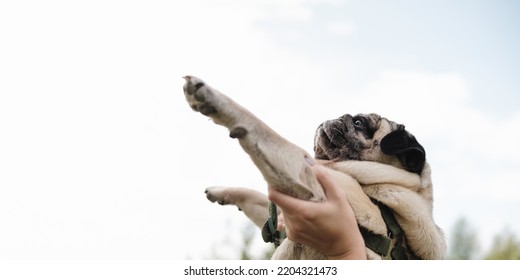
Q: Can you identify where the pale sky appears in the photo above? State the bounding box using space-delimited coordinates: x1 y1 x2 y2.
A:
1 0 519 259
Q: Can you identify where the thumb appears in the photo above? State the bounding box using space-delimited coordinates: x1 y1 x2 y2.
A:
311 165 345 203
268 185 309 213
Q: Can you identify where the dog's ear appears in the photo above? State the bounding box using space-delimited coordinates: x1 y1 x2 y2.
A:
380 128 425 174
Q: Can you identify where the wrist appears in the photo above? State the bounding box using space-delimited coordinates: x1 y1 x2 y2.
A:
326 245 367 260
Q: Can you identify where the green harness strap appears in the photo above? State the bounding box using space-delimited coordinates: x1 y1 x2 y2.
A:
261 200 419 259
261 202 286 247
358 225 393 258
371 199 419 260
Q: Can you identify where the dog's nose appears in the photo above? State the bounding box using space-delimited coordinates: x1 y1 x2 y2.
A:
319 120 333 132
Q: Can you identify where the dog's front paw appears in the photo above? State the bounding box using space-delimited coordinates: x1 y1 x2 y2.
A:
205 187 237 207
183 76 218 116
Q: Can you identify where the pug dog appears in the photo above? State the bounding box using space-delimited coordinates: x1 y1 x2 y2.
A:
182 76 446 260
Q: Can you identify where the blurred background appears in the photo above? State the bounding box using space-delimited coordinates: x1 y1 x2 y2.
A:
1 0 519 260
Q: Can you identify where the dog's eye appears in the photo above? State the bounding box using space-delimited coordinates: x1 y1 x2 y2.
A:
354 118 365 129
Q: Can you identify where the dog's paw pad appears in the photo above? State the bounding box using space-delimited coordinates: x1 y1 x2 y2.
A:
229 126 248 139
183 76 217 115
199 104 217 116
205 187 233 206
194 82 205 91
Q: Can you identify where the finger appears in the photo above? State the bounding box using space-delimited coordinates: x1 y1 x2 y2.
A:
268 185 312 213
277 213 285 231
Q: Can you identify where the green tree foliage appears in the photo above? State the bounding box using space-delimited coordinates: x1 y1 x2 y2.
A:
484 229 520 260
448 217 520 260
239 223 255 260
206 222 274 260
239 223 275 260
448 217 480 259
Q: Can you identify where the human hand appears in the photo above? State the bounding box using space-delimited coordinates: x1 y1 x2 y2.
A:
267 164 367 260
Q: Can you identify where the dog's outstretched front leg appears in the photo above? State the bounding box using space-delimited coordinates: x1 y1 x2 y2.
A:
183 76 324 202
205 187 270 228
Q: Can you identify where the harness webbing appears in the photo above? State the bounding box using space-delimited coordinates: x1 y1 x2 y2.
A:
261 200 419 259
371 199 419 260
261 202 285 247
358 225 392 257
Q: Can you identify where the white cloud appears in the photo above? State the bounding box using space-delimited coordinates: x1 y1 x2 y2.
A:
325 21 356 36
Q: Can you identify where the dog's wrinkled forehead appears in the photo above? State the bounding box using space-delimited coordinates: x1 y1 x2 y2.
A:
316 113 401 139
313 113 390 161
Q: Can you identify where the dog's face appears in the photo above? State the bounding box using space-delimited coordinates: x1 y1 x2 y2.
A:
314 113 426 174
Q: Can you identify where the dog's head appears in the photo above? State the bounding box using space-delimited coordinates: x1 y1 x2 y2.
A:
314 113 425 174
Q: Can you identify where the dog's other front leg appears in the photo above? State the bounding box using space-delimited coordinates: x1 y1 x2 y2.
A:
205 187 270 228
183 76 324 202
